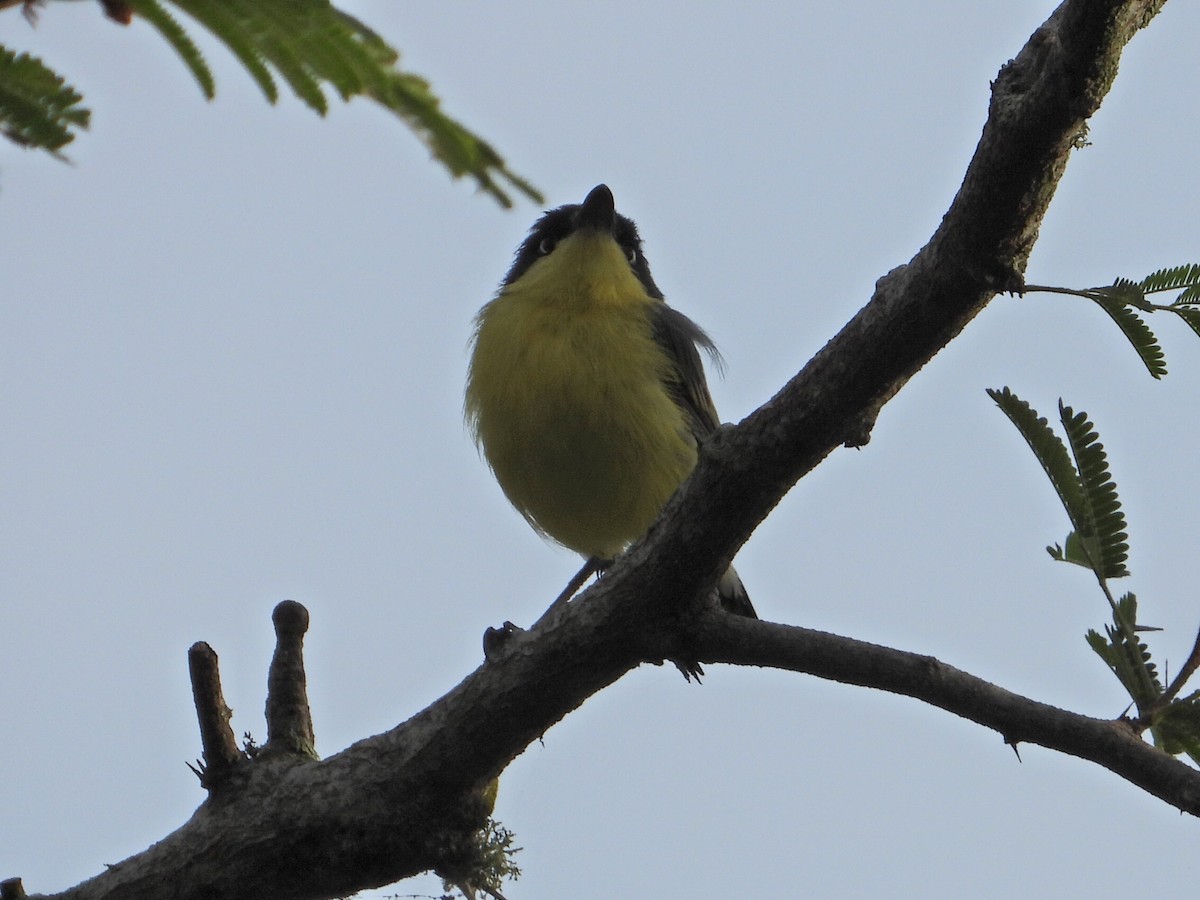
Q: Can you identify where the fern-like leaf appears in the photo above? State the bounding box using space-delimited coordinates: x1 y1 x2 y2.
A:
172 0 278 103
1172 307 1200 341
262 33 329 113
1092 276 1150 310
122 0 541 206
1059 402 1130 579
1152 697 1200 763
127 0 214 99
988 388 1089 540
1089 294 1167 378
1047 531 1093 568
1086 628 1139 698
0 44 89 155
1176 285 1200 306
1086 593 1161 712
256 2 378 101
1139 263 1200 295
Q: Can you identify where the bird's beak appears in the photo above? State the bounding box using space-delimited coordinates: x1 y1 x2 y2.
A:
576 184 617 233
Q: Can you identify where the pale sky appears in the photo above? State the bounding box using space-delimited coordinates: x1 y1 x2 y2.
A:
4 2 1200 897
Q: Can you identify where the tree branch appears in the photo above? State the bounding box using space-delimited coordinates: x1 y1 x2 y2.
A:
690 615 1200 815
7 1 1180 898
644 0 1167 615
261 600 318 760
186 641 244 790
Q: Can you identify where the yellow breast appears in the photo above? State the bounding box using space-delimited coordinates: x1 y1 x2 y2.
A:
466 233 696 558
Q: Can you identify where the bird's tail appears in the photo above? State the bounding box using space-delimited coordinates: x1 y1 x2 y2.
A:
718 565 756 618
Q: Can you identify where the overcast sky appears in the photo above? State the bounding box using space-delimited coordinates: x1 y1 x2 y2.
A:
4 2 1200 897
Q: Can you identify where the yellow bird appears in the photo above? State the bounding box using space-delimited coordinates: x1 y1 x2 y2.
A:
466 184 755 619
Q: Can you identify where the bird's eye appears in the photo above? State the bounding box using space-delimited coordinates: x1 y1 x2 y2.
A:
538 237 556 256
624 246 638 265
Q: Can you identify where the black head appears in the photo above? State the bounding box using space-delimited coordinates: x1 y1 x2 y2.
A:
501 184 665 299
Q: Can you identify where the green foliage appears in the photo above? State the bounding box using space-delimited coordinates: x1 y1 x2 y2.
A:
1138 264 1200 341
340 10 543 210
993 388 1200 762
986 388 1128 580
0 0 541 207
0 44 89 155
1085 593 1160 710
1152 696 1200 764
1087 596 1200 764
1138 263 1200 295
128 0 214 99
1057 401 1129 579
1025 263 1200 378
1089 290 1166 378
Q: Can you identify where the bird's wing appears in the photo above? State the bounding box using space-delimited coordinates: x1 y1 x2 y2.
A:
649 302 723 441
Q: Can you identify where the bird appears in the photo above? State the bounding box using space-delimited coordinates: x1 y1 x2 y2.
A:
465 184 755 620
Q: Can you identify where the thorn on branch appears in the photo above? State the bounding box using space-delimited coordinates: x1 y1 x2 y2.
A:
187 641 244 791
1005 736 1023 763
262 600 318 760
